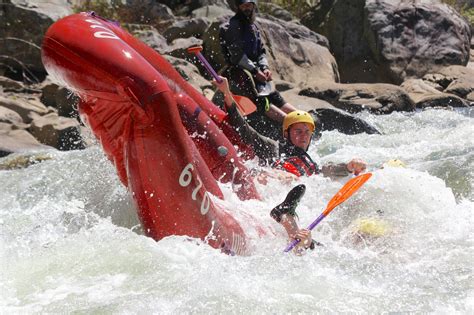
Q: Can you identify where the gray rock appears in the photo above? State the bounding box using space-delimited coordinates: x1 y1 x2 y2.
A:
124 1 175 24
191 5 234 20
0 125 52 157
310 108 381 135
0 106 29 128
0 76 24 91
163 18 211 43
401 78 470 108
0 94 50 123
130 25 169 53
259 3 294 21
164 55 212 91
165 37 203 60
28 111 84 150
300 82 415 114
303 0 471 84
0 0 73 80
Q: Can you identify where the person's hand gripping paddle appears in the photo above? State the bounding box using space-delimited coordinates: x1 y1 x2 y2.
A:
187 46 257 116
284 172 372 252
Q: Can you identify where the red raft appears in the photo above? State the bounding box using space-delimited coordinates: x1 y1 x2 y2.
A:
42 12 263 255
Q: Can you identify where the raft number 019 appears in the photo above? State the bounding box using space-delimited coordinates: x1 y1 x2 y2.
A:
179 163 210 215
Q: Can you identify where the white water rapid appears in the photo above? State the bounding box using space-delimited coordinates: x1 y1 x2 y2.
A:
1 108 472 313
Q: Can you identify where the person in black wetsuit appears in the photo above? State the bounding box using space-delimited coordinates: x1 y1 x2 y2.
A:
219 0 297 141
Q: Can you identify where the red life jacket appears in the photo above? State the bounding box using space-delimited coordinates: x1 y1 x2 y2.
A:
272 155 318 177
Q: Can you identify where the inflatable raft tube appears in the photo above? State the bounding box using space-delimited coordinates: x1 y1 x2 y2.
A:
41 12 263 254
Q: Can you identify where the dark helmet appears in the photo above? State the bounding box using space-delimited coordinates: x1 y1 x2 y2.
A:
235 0 257 6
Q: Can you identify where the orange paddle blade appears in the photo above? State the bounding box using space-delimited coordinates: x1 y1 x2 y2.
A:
187 46 203 54
233 94 257 115
322 173 372 216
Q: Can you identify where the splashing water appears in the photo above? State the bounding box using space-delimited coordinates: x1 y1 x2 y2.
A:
1 109 472 313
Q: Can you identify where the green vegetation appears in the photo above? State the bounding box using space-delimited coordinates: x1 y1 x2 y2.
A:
440 0 474 27
259 0 319 19
72 0 123 20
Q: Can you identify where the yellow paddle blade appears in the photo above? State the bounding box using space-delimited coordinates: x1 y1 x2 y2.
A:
323 173 372 216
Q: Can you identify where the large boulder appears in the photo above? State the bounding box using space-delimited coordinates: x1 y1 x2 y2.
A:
302 0 471 84
203 15 339 87
0 0 73 81
300 82 415 114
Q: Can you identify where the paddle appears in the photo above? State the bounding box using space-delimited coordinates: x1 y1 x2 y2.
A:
187 46 257 116
284 172 372 252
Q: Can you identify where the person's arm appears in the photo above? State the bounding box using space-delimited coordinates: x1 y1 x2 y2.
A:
321 159 367 178
214 77 279 161
280 214 314 254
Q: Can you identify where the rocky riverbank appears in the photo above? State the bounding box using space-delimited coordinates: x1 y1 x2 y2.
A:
0 0 472 157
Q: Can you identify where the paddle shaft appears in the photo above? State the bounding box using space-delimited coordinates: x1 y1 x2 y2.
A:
284 212 326 252
193 51 222 84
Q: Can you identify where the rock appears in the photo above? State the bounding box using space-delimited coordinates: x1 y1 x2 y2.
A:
159 0 231 15
128 25 169 53
0 123 52 157
310 108 381 135
28 112 84 151
55 87 80 119
202 15 338 88
163 18 211 43
0 106 29 129
303 0 472 84
191 5 234 20
435 66 474 99
163 55 212 91
124 1 175 24
0 94 50 123
259 3 294 21
300 82 415 114
0 76 24 91
39 81 59 107
401 78 469 108
165 37 203 60
0 0 73 80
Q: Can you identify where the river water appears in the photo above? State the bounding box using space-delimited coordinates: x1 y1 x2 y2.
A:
1 108 472 313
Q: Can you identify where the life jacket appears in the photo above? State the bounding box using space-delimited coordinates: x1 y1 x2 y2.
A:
272 149 319 177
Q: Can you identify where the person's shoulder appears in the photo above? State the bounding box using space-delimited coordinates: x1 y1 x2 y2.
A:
228 15 244 29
